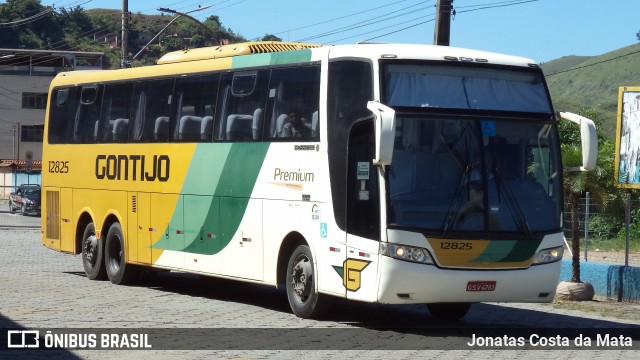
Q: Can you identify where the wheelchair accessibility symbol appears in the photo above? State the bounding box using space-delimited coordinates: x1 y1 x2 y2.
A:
320 223 327 238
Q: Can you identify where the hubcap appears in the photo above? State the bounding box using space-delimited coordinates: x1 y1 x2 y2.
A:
83 234 98 264
290 256 313 302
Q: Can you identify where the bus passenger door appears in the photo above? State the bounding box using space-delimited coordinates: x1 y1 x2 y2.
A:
345 120 380 302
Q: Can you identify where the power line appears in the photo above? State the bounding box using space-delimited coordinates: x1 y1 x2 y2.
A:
546 48 640 77
291 0 540 44
0 7 53 28
296 2 433 42
270 0 424 39
455 0 538 11
365 17 436 42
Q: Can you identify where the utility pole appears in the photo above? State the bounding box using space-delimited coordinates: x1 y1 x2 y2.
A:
434 0 452 46
121 0 129 68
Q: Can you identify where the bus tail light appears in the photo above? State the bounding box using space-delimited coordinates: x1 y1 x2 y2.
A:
532 246 564 265
380 243 434 265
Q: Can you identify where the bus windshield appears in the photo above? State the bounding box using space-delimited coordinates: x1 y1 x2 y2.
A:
384 63 552 113
388 116 562 235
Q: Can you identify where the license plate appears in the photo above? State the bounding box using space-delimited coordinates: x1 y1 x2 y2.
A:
466 281 496 292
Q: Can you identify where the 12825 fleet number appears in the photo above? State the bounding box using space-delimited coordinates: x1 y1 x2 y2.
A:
440 241 472 250
48 161 69 173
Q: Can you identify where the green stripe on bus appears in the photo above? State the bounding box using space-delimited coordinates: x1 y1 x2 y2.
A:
501 239 543 262
232 49 313 68
151 143 270 254
471 239 541 263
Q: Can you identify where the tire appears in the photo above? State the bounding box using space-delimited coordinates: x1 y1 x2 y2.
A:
286 244 328 318
426 303 472 320
9 201 14 214
81 222 107 280
104 222 138 285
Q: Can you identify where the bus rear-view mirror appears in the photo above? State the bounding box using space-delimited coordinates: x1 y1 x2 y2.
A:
367 101 396 166
559 111 598 171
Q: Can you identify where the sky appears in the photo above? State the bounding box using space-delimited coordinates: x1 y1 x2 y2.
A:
25 0 640 63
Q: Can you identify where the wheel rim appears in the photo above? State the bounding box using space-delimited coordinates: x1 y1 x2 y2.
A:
83 234 98 265
290 254 313 303
107 233 123 274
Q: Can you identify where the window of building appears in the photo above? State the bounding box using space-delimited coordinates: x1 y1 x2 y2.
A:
22 92 48 109
21 124 44 142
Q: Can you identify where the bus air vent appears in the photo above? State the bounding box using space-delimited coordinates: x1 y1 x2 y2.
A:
157 41 322 65
46 190 61 240
131 195 137 213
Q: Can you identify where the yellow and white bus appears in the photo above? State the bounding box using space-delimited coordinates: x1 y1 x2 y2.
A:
42 41 596 319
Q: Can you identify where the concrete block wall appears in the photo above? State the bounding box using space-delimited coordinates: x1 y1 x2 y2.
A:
559 259 640 302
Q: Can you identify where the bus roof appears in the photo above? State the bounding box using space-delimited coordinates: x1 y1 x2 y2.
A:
325 43 538 68
49 42 539 88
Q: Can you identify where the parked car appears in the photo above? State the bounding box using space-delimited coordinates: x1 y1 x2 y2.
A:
9 184 41 216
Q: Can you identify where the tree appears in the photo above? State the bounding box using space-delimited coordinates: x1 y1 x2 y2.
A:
0 0 64 48
261 34 282 42
560 108 619 283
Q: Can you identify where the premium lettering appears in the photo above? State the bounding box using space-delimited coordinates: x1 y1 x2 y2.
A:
273 168 314 182
95 155 170 182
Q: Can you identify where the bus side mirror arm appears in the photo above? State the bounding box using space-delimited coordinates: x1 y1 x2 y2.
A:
558 111 598 171
367 101 396 166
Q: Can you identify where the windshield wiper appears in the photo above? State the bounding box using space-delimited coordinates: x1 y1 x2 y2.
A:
493 167 531 236
441 164 472 236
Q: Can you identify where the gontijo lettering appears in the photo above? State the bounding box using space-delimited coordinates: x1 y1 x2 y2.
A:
95 154 170 182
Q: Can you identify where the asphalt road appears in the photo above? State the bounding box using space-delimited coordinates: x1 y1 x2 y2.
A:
0 210 638 359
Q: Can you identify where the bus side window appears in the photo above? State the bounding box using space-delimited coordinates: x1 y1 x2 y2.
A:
172 74 219 142
216 70 269 142
73 85 102 143
99 83 133 143
131 79 175 142
48 87 78 144
267 65 321 141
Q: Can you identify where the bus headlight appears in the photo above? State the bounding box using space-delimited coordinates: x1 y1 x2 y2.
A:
532 246 564 265
380 243 434 265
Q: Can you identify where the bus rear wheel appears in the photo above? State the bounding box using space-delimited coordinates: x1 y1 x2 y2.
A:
426 303 472 320
82 222 106 280
104 222 138 285
286 244 327 319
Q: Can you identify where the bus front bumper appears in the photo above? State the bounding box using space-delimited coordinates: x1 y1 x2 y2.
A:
377 255 561 304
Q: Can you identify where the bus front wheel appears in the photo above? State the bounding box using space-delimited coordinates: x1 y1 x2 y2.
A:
81 222 106 280
426 303 472 320
286 244 327 319
104 222 138 285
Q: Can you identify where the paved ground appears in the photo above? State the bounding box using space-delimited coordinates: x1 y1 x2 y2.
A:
0 208 639 359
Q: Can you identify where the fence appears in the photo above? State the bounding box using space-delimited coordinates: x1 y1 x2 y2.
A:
563 192 640 266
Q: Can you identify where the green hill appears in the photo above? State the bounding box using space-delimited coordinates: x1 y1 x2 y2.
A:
542 43 640 139
541 55 594 75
